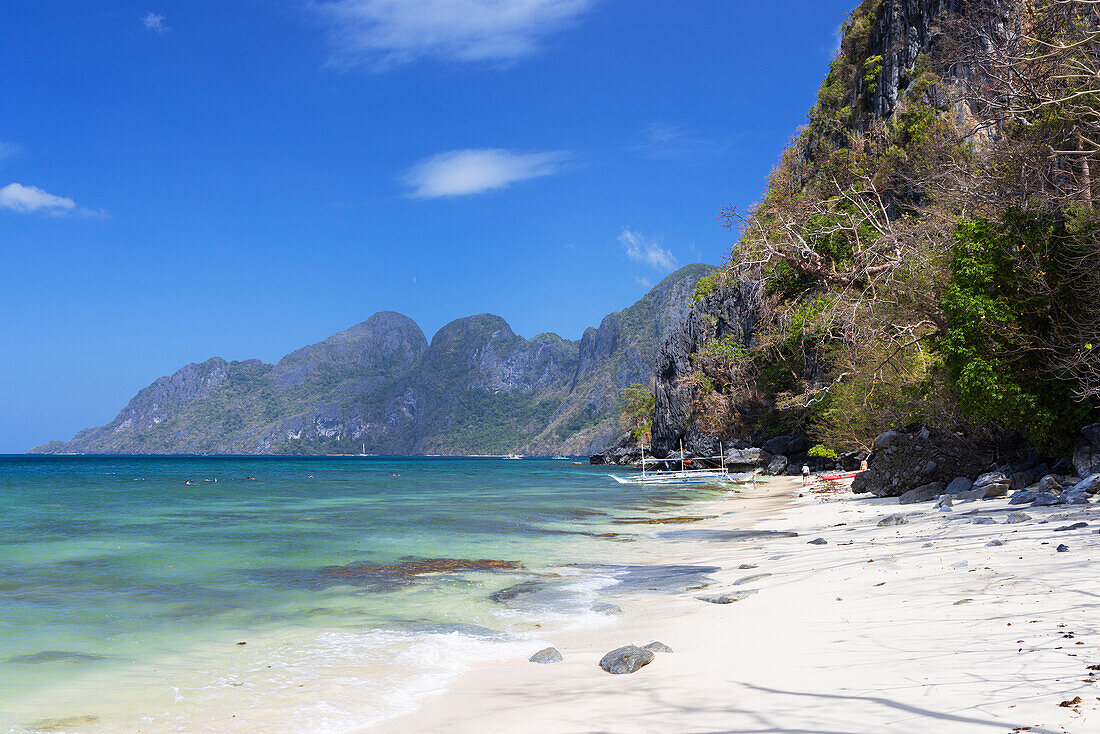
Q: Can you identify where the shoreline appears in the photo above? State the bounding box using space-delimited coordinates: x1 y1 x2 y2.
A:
364 476 1098 733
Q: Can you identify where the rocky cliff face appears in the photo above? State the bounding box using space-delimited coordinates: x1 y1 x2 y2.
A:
646 0 1003 460
650 280 763 458
34 265 709 456
864 0 963 119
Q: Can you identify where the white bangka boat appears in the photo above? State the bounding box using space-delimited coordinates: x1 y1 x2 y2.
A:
608 441 756 487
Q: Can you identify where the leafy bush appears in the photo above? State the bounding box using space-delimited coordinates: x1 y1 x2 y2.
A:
808 444 838 459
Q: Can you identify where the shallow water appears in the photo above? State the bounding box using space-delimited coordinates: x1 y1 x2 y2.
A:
0 456 719 733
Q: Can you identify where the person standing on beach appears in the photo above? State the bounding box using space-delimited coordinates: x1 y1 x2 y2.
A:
801 464 810 486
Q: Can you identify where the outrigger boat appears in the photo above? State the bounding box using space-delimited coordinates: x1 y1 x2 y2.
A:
608 441 757 486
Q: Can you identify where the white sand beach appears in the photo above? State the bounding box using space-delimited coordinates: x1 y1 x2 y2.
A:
368 477 1099 733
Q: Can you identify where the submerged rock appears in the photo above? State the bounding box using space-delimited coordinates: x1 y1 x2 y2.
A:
598 645 654 674
28 716 100 732
591 602 624 616
7 651 105 664
318 557 525 586
529 647 563 664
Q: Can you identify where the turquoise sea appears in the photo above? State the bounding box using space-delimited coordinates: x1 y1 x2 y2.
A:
0 456 717 733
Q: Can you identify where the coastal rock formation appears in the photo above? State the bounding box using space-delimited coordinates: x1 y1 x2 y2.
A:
1073 424 1100 478
651 279 763 457
33 265 710 456
852 425 992 498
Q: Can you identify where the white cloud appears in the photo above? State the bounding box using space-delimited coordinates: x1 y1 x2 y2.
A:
314 0 595 70
634 275 653 289
633 121 728 162
0 183 76 214
402 148 566 198
142 12 169 33
0 183 104 217
620 228 677 272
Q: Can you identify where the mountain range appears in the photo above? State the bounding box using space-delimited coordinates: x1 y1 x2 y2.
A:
32 264 709 456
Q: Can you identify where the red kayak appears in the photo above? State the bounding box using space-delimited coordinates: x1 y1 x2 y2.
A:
819 470 861 481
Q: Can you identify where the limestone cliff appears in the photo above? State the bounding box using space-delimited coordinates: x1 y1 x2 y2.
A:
33 265 709 456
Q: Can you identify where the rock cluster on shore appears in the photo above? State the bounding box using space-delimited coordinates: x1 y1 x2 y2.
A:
850 423 1100 510
591 432 867 475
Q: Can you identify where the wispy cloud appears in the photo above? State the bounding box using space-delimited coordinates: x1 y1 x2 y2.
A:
634 275 653 289
402 148 567 198
142 11 169 33
0 141 19 164
0 183 103 217
632 121 729 163
314 0 596 71
620 228 677 272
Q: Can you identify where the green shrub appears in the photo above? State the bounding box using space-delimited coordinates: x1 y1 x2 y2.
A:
808 444 838 459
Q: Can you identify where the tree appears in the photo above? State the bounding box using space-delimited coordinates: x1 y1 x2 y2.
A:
620 384 655 441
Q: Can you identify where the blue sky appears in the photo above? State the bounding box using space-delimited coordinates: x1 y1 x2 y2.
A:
0 0 854 452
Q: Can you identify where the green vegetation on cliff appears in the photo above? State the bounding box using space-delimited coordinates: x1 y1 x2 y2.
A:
694 0 1100 454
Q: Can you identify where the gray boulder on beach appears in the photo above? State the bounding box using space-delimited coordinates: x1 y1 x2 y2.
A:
899 482 943 504
642 641 674 653
1010 470 1035 490
765 454 789 476
945 477 973 495
1037 475 1063 494
1032 491 1065 507
1070 474 1100 495
529 647 563 664
598 645 654 674
1004 512 1031 524
724 447 772 468
1063 489 1090 505
1009 490 1037 505
1073 424 1100 478
877 513 909 527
